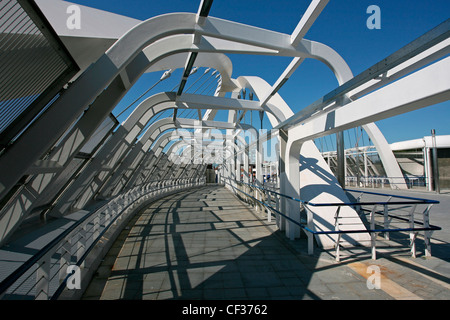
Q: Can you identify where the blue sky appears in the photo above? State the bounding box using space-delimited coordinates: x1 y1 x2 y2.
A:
67 0 450 148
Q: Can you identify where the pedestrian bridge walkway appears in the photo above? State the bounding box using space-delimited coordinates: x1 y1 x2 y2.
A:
0 183 449 300
81 185 450 300
0 0 449 303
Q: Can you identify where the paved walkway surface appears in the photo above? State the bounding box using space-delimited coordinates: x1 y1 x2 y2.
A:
82 185 450 300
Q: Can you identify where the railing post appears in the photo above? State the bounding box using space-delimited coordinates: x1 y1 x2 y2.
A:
275 194 281 228
423 204 433 257
370 205 377 260
104 206 111 226
253 185 258 212
266 190 272 222
355 193 363 215
35 254 51 300
409 204 417 258
93 215 100 240
59 239 72 283
77 223 87 268
334 206 341 262
383 204 389 241
383 196 391 240
306 206 314 255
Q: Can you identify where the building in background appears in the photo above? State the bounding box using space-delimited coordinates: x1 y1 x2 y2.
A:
322 135 450 191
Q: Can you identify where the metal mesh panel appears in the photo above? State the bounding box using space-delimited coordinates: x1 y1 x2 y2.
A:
0 0 78 140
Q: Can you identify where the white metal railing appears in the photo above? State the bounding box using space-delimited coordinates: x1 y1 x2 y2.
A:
225 178 441 262
0 177 205 300
345 176 428 190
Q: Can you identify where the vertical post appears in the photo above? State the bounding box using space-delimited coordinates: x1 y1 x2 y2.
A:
356 141 360 187
370 205 377 260
93 215 100 240
59 239 72 283
423 204 432 257
104 208 111 228
409 204 417 258
77 223 87 268
431 129 440 194
275 194 281 227
244 146 249 184
334 206 341 262
424 147 432 191
278 129 288 232
284 136 302 240
236 154 241 182
306 206 314 255
35 256 51 300
364 149 368 187
383 197 391 240
336 131 345 188
383 204 389 240
255 131 262 212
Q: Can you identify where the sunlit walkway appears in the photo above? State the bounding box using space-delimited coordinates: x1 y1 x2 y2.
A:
82 185 450 300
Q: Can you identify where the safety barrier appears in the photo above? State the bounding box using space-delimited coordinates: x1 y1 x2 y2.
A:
225 178 441 261
345 175 428 190
0 178 205 300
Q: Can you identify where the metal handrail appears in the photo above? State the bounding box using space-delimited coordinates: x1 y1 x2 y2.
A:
228 179 441 233
235 179 440 206
225 178 441 260
224 179 312 232
344 188 440 204
0 177 205 300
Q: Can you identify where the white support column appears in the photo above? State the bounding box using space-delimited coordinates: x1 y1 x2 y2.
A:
278 130 288 232
236 152 241 182
363 123 407 189
255 131 263 211
425 147 433 191
244 145 249 184
364 149 368 187
284 134 302 240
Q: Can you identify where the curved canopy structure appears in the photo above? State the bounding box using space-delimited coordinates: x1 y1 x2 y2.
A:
0 0 449 252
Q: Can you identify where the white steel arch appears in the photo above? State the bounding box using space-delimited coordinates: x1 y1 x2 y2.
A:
0 3 445 250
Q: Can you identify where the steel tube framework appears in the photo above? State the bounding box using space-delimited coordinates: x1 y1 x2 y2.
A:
0 1 448 300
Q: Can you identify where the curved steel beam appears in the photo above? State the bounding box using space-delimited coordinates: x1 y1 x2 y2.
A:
0 11 367 201
0 10 405 245
100 115 256 198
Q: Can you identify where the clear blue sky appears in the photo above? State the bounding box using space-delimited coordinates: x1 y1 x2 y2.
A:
67 0 450 148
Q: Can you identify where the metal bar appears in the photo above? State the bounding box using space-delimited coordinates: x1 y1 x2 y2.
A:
431 129 440 193
383 200 390 240
345 188 440 204
0 180 202 299
238 180 439 206
409 204 417 258
197 0 214 17
274 19 450 131
58 239 72 283
306 206 314 255
227 179 441 235
370 205 377 260
35 254 51 300
423 204 432 257
335 206 341 262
